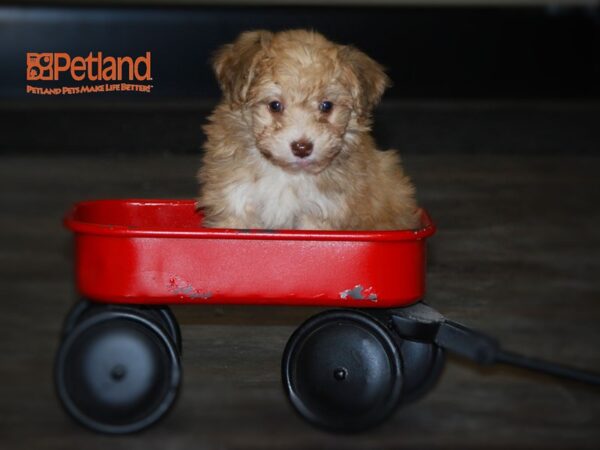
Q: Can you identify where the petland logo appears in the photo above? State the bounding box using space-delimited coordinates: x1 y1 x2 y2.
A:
26 52 153 95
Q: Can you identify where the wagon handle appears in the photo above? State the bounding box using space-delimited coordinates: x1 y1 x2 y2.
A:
390 304 600 386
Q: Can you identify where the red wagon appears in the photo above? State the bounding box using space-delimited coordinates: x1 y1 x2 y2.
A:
55 199 600 435
65 199 435 308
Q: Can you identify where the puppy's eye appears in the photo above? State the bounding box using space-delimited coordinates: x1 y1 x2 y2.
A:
319 101 333 113
268 101 283 113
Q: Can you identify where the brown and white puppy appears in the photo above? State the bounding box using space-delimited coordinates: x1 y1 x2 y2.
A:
198 29 420 230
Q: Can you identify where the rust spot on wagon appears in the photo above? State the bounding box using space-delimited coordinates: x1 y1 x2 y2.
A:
340 285 378 302
168 276 212 300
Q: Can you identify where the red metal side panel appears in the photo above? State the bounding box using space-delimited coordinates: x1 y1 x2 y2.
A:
67 200 434 308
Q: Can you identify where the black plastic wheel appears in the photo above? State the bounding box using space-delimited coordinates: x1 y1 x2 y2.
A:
282 309 403 432
398 340 445 404
61 299 182 353
55 308 182 434
60 299 95 339
369 307 445 404
142 307 182 355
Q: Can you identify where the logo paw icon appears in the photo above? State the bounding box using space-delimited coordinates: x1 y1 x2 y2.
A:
27 53 53 80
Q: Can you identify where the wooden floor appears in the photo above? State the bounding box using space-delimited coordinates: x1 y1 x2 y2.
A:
0 154 599 449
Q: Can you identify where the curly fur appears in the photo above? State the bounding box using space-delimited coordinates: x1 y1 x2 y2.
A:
198 29 420 230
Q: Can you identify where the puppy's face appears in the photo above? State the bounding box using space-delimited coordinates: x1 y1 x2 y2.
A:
213 30 389 174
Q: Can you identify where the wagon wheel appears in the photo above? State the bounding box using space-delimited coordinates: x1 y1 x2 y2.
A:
282 309 404 432
143 307 182 354
397 339 445 404
54 308 182 434
60 299 94 339
61 299 182 353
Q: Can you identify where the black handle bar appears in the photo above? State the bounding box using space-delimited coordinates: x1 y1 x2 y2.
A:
390 303 600 386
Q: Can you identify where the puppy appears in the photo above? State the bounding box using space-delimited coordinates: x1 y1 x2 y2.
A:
198 30 420 230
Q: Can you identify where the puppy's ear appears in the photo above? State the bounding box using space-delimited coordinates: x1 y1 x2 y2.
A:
212 30 273 104
338 46 391 116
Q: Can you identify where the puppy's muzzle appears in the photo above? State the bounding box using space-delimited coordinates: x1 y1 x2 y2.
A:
290 139 313 158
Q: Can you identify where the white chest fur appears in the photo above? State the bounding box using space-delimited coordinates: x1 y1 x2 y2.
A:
224 158 344 229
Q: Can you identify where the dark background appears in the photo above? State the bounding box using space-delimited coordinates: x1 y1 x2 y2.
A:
1 2 599 155
2 4 600 101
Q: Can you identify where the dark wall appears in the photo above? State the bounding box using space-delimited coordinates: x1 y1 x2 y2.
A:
1 4 599 155
1 4 599 103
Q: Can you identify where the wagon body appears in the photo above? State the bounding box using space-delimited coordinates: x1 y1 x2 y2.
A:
64 199 435 308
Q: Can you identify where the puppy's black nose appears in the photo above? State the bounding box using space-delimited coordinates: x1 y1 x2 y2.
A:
290 140 313 158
